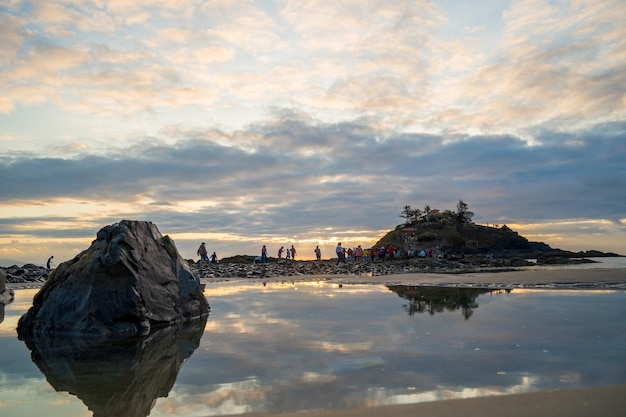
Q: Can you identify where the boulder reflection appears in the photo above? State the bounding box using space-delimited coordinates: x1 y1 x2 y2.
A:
19 316 207 417
387 285 511 319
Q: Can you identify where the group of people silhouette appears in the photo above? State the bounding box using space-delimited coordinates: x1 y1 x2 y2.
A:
196 241 440 266
277 245 297 260
196 242 218 266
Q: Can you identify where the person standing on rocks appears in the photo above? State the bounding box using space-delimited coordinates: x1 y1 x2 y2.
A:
46 255 54 271
314 245 321 261
210 252 218 264
278 246 284 259
387 245 396 260
355 245 363 263
290 245 297 260
379 246 386 262
335 242 346 265
197 242 209 266
261 245 268 263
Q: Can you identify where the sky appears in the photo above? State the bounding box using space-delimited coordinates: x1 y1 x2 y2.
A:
0 0 625 266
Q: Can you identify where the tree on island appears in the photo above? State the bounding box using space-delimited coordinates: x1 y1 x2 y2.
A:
399 205 413 225
399 199 473 229
384 199 620 258
423 204 431 223
454 199 474 230
399 205 423 225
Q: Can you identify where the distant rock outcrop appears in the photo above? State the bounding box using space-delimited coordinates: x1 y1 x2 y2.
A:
17 220 209 336
2 263 49 285
375 223 622 258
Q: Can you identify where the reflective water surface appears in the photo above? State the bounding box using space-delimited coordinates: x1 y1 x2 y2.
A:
1 282 626 416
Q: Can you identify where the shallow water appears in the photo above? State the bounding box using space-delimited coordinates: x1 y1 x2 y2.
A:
526 256 626 270
1 282 626 417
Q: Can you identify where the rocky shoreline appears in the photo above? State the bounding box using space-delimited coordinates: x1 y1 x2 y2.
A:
1 255 598 287
192 257 533 280
2 263 50 285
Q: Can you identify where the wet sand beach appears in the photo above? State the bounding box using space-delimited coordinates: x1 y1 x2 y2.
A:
193 267 626 290
325 267 626 288
216 267 626 417
234 383 626 417
7 267 626 416
217 267 626 417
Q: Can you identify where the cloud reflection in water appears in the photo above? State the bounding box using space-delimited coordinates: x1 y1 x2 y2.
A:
148 282 626 416
2 282 626 416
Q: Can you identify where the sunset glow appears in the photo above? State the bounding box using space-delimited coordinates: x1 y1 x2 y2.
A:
1 1 624 265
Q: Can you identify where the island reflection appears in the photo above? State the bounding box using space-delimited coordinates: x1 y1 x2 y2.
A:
19 316 207 417
387 285 511 319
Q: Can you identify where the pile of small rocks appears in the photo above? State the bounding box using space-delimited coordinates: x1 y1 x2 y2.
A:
190 256 534 279
3 255 582 285
2 264 50 285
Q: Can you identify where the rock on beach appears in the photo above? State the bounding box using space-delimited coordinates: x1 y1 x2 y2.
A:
17 220 209 337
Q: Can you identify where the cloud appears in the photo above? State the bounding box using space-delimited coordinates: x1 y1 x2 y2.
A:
1 1 625 262
95 0 199 18
191 46 236 63
31 1 117 33
0 12 24 64
2 1 623 134
422 1 626 136
1 118 624 233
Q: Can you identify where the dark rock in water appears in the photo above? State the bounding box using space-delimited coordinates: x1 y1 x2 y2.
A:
0 269 14 308
17 220 209 336
0 268 6 297
1 269 15 323
19 315 206 417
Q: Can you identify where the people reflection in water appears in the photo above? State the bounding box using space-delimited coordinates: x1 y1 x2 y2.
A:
387 286 510 320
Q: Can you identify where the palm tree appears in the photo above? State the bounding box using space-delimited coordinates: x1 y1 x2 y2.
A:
423 204 431 223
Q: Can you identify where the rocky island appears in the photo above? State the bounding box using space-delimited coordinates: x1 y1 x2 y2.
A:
2 217 621 286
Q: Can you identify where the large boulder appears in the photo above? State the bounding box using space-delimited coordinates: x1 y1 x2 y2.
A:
17 220 209 336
